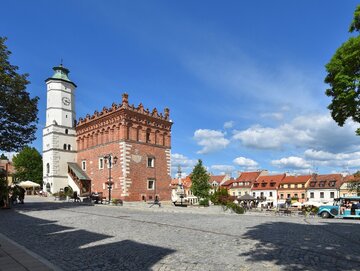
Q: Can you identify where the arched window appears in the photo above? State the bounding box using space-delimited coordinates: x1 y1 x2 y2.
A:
46 163 50 174
68 144 71 150
63 144 67 150
65 129 68 134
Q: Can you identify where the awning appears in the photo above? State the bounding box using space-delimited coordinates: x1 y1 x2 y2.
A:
68 162 90 180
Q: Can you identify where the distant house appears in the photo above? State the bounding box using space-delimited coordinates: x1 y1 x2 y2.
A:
226 171 267 197
170 176 198 205
208 175 230 194
251 174 286 207
339 175 360 197
0 159 15 185
306 174 344 205
278 175 311 204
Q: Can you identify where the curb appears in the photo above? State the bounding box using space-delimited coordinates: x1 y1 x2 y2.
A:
0 233 62 271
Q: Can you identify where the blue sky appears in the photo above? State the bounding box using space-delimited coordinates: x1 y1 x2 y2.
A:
2 0 360 177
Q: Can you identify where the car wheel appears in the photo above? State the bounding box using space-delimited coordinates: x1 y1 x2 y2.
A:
321 211 330 219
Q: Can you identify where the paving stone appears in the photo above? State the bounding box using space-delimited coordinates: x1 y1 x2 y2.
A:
0 196 360 270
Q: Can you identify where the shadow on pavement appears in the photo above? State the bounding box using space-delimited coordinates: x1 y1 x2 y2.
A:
0 201 175 270
240 220 360 271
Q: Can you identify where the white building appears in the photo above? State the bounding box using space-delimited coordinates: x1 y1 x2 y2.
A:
251 174 285 207
42 65 77 193
306 174 344 205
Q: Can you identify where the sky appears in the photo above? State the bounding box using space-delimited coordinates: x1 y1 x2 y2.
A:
1 0 360 177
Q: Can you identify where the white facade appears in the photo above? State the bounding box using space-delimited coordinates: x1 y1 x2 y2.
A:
306 189 339 205
43 65 77 193
252 190 278 207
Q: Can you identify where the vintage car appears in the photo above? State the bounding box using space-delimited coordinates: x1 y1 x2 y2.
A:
318 196 360 218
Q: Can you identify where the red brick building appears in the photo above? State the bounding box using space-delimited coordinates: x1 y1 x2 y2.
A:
75 93 173 201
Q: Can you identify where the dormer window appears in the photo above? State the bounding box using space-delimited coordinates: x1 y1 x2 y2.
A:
319 181 326 187
261 183 266 187
310 182 316 187
329 181 336 187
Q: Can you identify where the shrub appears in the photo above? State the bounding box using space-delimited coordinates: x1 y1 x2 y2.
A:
224 202 245 214
199 199 209 206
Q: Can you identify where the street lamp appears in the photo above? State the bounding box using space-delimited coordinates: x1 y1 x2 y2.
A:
104 154 118 204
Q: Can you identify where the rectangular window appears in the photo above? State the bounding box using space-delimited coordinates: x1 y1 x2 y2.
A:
294 193 298 198
310 192 314 198
238 191 241 196
287 194 291 199
320 192 324 198
252 192 256 197
280 194 284 199
99 158 104 169
147 179 155 190
269 192 273 197
82 160 86 171
301 193 305 199
146 132 151 143
330 192 335 198
147 157 155 168
233 192 235 196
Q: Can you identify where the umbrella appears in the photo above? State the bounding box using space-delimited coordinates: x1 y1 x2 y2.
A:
291 202 303 207
303 201 323 207
18 180 40 188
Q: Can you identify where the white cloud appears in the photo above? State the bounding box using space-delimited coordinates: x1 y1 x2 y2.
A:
271 156 311 170
233 157 258 170
223 121 234 129
194 129 230 154
210 164 235 173
304 149 360 169
233 114 360 153
171 153 197 173
260 112 284 121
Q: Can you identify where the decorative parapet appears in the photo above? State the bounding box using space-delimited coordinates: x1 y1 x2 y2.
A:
77 93 171 127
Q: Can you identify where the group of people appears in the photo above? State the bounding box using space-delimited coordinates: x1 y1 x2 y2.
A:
10 185 26 205
340 200 360 215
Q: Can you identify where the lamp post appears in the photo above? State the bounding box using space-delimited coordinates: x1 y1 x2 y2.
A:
104 154 118 204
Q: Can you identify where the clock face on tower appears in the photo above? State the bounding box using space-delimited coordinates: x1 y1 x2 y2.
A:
62 97 71 106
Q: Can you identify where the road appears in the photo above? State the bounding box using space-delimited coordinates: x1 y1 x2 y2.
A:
0 196 359 271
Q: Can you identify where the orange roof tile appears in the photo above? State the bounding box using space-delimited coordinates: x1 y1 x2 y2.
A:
252 174 286 190
208 175 227 184
280 175 311 184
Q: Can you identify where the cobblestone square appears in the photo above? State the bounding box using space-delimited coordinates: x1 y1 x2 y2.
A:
1 197 359 271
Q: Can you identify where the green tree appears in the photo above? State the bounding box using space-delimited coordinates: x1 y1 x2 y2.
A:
0 153 8 160
325 5 360 134
190 160 211 201
349 171 360 194
0 37 39 152
12 146 42 184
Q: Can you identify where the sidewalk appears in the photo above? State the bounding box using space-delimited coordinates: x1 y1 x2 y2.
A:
0 233 59 271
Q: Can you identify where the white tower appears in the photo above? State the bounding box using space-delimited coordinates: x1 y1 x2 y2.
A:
43 64 77 193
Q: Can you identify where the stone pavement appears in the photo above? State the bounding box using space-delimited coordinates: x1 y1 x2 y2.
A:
0 231 57 271
0 196 360 271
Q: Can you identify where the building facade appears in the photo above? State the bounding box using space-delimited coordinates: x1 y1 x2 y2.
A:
277 175 311 204
251 174 286 207
43 65 173 201
306 174 344 205
42 65 77 193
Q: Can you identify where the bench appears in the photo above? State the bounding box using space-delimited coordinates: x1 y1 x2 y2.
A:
173 202 188 207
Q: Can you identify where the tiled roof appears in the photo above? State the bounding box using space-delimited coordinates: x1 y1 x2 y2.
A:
237 171 262 182
280 175 311 184
307 174 344 189
252 174 286 190
221 179 234 187
171 176 192 188
208 175 227 184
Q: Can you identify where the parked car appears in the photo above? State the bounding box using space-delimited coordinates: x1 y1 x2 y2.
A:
318 196 360 218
